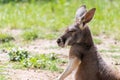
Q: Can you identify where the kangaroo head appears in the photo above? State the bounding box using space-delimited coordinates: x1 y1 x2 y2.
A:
57 5 96 47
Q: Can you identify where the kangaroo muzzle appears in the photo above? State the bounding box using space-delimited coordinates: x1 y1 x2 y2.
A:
57 37 66 47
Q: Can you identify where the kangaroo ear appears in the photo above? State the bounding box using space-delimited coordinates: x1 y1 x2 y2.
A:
75 5 87 20
82 8 96 24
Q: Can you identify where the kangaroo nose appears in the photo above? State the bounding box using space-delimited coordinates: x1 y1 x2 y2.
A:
57 38 61 44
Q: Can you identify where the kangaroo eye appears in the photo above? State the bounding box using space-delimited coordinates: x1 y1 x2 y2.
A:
69 30 76 33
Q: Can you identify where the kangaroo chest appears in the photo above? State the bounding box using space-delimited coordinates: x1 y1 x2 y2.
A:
75 52 99 80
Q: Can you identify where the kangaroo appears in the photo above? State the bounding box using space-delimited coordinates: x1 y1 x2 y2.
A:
56 5 120 80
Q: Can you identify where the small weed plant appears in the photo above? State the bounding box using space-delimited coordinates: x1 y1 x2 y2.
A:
8 48 66 71
0 33 14 43
21 53 66 71
22 30 38 41
8 48 29 61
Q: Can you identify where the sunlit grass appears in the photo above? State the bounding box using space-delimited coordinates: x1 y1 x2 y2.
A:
0 75 6 80
8 48 66 72
0 0 120 40
99 49 120 53
21 29 38 41
0 65 7 80
93 38 102 44
0 33 14 43
0 42 15 49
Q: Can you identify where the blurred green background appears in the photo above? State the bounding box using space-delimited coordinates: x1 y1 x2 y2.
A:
0 0 120 79
0 0 120 47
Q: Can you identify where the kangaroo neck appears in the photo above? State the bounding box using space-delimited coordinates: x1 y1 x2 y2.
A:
79 26 94 49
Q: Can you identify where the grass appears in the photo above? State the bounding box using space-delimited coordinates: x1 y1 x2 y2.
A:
111 55 120 59
8 48 66 72
102 53 120 63
11 62 25 69
100 49 120 53
22 29 38 41
0 33 14 43
21 53 66 71
93 37 102 44
0 42 15 49
21 29 59 40
0 65 7 80
110 45 120 49
0 0 119 40
0 75 6 80
21 53 66 72
8 48 29 61
0 0 119 77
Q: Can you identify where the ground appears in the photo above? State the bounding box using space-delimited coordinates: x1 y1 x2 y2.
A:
0 1 120 80
0 35 120 80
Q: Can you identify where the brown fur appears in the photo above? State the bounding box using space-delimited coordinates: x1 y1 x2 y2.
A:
70 26 120 80
57 5 120 80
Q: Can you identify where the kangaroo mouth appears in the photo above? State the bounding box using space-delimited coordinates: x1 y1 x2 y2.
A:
58 42 65 48
57 37 72 48
57 38 66 48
